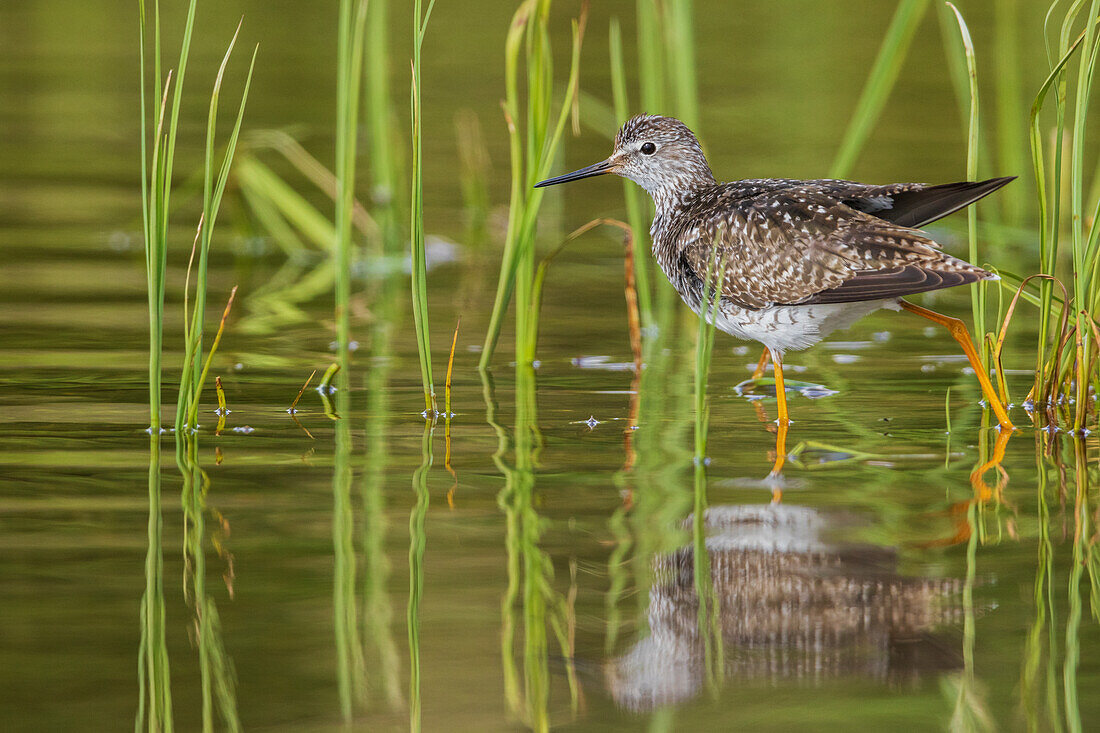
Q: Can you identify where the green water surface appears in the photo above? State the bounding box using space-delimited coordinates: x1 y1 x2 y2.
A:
1 1 1097 731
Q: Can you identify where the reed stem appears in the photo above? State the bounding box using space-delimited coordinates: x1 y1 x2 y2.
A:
411 0 438 411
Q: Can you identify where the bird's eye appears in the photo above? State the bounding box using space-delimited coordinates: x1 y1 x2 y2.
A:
640 142 657 155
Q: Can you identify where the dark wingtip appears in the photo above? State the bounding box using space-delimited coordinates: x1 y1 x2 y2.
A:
872 176 1018 228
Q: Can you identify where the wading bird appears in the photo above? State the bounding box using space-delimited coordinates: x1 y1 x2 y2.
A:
536 114 1014 476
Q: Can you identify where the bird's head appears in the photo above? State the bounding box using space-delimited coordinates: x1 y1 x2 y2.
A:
536 114 715 197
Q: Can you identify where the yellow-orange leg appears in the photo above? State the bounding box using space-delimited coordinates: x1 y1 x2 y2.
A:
900 301 1015 431
970 425 1012 502
769 353 790 479
921 428 1014 548
751 347 771 380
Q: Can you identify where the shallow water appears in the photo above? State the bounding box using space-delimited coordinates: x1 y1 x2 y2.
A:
3 1 1099 731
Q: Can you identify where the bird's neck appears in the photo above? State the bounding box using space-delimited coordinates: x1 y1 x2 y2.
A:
647 172 716 217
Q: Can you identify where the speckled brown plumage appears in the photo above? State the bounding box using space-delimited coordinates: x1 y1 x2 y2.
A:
666 179 992 310
536 114 1014 358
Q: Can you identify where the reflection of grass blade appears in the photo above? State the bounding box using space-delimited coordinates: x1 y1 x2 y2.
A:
408 421 433 732
363 285 404 709
692 245 724 690
830 0 928 178
514 362 551 731
946 501 992 733
137 434 173 733
484 361 577 729
1020 437 1057 730
333 363 365 720
480 369 524 715
178 431 241 732
1064 438 1089 733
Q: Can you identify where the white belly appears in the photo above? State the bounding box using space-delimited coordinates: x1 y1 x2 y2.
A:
694 298 900 357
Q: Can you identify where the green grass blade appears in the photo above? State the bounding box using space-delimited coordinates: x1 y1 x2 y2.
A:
478 1 534 369
945 4 987 366
410 0 437 410
830 0 929 178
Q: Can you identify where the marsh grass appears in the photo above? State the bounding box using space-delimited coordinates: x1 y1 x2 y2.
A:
1000 3 1100 430
139 0 200 431
936 3 1100 432
137 5 255 731
334 0 368 409
331 13 369 703
332 0 370 689
230 0 403 336
479 0 588 369
174 28 256 433
214 376 227 436
411 0 438 413
829 2 1100 431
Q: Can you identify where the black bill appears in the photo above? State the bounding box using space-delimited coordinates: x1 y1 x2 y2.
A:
534 158 615 188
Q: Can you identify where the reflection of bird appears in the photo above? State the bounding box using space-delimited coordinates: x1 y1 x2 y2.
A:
605 505 962 712
537 115 1014 474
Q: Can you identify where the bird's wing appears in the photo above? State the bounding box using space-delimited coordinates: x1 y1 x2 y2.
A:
677 184 989 310
804 177 1014 228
